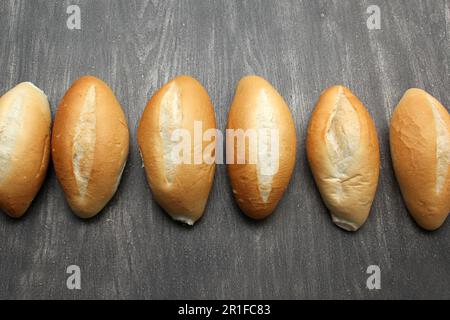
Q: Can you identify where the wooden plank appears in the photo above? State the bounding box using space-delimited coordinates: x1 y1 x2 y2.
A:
0 0 448 299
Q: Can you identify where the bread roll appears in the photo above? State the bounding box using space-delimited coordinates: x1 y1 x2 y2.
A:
0 82 51 218
137 75 216 225
52 76 129 218
306 86 380 231
226 75 296 219
390 88 450 230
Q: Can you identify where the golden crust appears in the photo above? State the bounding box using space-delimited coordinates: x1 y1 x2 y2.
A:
0 82 51 218
226 75 297 219
390 88 450 230
52 76 129 218
306 85 380 231
137 75 216 225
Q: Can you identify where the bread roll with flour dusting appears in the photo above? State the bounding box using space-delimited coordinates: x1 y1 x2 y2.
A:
390 88 450 230
226 75 297 219
138 75 216 226
306 85 380 231
52 76 129 218
0 82 51 218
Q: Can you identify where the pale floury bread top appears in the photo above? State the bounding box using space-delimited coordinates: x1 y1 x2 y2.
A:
306 85 380 231
137 75 216 226
52 76 129 218
390 88 450 230
0 82 51 217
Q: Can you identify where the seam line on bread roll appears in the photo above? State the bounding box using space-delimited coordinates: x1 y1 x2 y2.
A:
428 96 449 193
72 85 97 197
256 89 276 203
159 82 182 184
0 94 24 182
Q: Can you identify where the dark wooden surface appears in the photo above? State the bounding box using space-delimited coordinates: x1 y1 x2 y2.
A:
0 0 448 300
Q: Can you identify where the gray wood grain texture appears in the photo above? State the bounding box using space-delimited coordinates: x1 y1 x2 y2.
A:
0 0 449 300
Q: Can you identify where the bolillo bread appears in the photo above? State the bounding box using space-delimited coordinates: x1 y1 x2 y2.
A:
137 75 216 226
390 88 450 230
226 75 297 219
0 82 51 218
306 85 380 231
52 76 129 218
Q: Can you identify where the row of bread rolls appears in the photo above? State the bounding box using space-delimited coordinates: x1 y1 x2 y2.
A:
0 76 448 231
307 86 449 231
137 75 297 225
0 77 129 219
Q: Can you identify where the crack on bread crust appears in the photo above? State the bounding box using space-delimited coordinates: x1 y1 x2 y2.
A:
0 94 24 182
159 82 182 184
72 85 97 197
325 87 361 197
428 97 449 194
255 89 277 203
